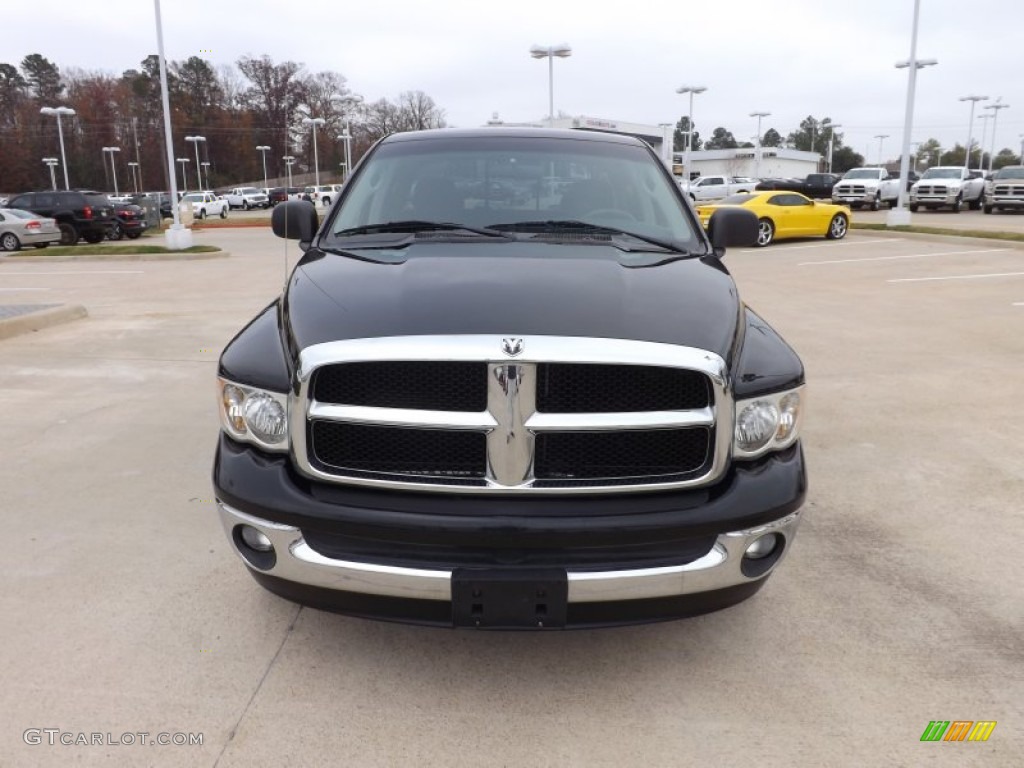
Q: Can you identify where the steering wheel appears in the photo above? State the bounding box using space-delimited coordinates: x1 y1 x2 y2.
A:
583 208 638 223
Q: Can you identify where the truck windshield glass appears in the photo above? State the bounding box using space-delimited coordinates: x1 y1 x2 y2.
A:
920 168 962 179
842 169 883 179
994 167 1024 179
326 136 699 249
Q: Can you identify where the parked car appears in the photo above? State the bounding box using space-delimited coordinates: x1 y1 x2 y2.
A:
107 202 149 240
982 165 1024 214
680 175 758 201
225 187 270 210
697 191 850 247
908 167 985 212
0 208 62 251
212 127 811 629
3 190 114 245
182 191 228 219
756 173 841 199
268 187 303 206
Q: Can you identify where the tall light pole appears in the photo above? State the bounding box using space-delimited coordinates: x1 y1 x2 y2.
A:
127 161 139 193
676 86 707 182
42 158 59 190
1020 133 1024 165
336 128 353 181
749 111 770 179
177 157 190 191
874 134 890 166
184 135 206 190
40 106 75 190
256 145 271 190
102 146 121 196
959 94 988 170
822 121 842 173
201 161 211 189
283 155 295 188
153 0 189 247
530 44 572 127
301 116 326 188
976 113 992 172
984 101 1009 174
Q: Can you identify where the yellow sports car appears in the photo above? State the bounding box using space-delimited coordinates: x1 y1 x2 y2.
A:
696 191 850 247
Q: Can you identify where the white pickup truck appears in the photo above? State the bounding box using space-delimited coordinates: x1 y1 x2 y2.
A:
983 165 1024 214
908 167 985 212
181 191 228 219
679 175 758 202
225 187 270 210
831 168 890 210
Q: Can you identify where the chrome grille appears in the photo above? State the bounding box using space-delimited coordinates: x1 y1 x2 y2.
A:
290 336 732 494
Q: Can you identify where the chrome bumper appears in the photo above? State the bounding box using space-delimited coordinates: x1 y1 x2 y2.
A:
217 502 802 604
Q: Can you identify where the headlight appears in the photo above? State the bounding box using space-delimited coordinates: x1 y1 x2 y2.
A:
733 386 803 459
217 378 289 452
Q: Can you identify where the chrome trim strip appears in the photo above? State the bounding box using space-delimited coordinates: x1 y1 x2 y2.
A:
525 408 714 431
219 504 802 605
309 402 497 430
290 335 732 495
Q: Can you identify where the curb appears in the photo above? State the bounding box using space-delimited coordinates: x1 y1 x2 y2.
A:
0 250 229 263
0 304 88 341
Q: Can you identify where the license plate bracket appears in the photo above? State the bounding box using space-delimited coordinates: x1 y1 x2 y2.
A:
452 568 568 629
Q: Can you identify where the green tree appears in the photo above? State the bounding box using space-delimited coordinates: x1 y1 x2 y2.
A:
993 148 1020 169
704 126 738 149
762 128 782 148
672 116 701 153
172 56 223 126
20 53 63 101
0 63 27 123
831 146 864 174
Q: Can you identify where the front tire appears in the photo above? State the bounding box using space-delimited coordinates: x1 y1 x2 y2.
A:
1 232 21 251
197 208 206 220
826 213 848 240
909 203 919 212
243 201 250 211
126 231 142 239
950 196 962 214
983 204 993 214
870 194 880 211
82 231 104 244
755 218 775 247
968 196 982 211
220 207 228 219
108 223 124 241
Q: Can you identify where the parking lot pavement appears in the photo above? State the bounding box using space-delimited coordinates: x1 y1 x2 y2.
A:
855 206 1024 233
1 229 1022 766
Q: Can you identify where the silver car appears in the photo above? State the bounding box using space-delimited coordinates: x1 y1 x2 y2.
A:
0 208 62 251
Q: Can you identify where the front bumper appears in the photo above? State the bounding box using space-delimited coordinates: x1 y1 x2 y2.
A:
213 435 806 627
910 192 958 206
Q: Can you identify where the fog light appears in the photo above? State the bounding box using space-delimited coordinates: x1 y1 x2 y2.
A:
745 534 779 560
240 525 273 553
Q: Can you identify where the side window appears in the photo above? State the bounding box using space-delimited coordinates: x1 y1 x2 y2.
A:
767 194 790 207
34 194 54 207
9 194 33 209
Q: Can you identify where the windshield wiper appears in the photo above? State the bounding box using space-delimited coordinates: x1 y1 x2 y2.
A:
487 220 690 254
334 220 513 239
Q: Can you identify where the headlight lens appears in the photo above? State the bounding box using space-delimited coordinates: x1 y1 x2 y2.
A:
218 378 289 452
733 387 803 458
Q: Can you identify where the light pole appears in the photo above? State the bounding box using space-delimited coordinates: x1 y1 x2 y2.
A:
874 134 890 166
1020 134 1024 165
822 121 842 173
984 101 1009 174
184 135 206 190
530 44 572 127
283 155 295 188
301 117 326 188
153 0 189 247
127 161 140 193
749 111 770 179
976 113 992 172
336 127 353 181
102 146 121 196
40 106 75 190
256 145 271 190
676 86 706 183
201 161 211 190
959 95 988 170
176 157 190 191
42 158 59 190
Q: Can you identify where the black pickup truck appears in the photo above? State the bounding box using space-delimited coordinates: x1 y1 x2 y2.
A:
213 128 808 629
756 173 841 199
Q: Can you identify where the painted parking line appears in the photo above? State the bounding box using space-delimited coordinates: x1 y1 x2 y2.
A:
0 270 144 276
738 238 903 254
0 287 54 292
800 248 1008 266
888 271 1024 283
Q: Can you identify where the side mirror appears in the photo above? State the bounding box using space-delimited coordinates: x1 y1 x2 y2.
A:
271 200 319 249
707 208 758 256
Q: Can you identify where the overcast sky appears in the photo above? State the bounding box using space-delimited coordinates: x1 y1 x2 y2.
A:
8 0 1023 162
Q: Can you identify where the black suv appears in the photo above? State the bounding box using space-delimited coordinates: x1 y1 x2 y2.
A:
4 190 114 245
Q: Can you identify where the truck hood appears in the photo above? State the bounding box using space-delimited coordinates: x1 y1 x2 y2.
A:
836 177 884 189
283 241 741 360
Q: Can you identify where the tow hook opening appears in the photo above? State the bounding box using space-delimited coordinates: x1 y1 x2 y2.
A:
740 533 785 578
233 524 277 571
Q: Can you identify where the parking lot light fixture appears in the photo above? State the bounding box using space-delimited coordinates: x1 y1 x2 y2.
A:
201 161 211 190
749 111 770 179
336 127 353 182
127 161 140 193
185 135 206 190
102 146 121 197
874 135 889 166
530 44 572 127
676 86 707 182
959 95 989 171
301 117 326 188
176 157 190 192
40 106 75 190
984 101 1009 174
976 114 992 173
42 158 59 190
822 121 842 173
256 145 271 191
283 155 295 189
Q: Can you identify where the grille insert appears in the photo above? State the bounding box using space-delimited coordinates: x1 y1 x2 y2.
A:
534 428 711 481
313 361 486 411
537 363 709 412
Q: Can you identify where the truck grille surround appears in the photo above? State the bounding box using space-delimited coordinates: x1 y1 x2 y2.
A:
290 336 733 494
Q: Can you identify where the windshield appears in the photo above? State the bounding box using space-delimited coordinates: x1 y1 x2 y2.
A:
920 168 962 179
240 187 260 194
842 169 883 179
995 167 1024 179
183 194 203 202
324 135 699 254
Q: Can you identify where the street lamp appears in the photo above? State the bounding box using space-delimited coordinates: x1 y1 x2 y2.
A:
336 128 353 182
102 146 121 197
821 121 842 173
40 106 75 190
153 0 190 247
676 86 707 182
42 158 59 191
176 157 190 191
976 114 992 172
283 155 295 188
201 161 211 189
749 111 770 179
184 135 206 190
530 44 572 127
874 134 890 166
959 95 989 170
984 101 1009 174
301 117 326 188
256 145 271 191
127 161 140 193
